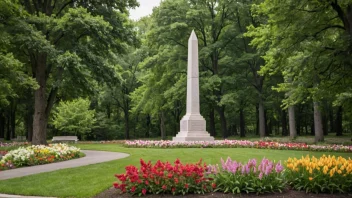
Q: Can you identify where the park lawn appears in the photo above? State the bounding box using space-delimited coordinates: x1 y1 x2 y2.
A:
0 144 351 198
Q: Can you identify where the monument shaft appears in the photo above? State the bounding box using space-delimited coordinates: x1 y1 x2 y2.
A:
186 31 200 114
172 31 214 142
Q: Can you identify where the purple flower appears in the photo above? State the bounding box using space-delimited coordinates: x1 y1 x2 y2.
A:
275 162 284 173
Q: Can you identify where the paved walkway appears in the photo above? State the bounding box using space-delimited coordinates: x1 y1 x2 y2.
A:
0 150 129 180
0 150 129 198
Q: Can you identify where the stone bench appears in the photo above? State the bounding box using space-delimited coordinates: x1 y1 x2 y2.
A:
52 136 78 143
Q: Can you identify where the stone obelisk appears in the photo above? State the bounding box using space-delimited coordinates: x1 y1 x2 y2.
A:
173 30 214 142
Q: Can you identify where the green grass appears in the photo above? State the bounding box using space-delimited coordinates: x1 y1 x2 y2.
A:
0 144 351 198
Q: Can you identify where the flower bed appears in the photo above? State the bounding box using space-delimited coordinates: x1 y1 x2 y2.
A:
0 150 8 156
0 142 29 148
114 156 352 196
114 159 214 196
0 143 81 171
124 140 352 152
286 155 352 193
207 157 285 194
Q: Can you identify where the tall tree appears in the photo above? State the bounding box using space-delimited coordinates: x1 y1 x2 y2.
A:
247 0 352 142
2 0 138 144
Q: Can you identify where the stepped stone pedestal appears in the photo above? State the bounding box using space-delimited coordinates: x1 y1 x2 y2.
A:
173 30 214 142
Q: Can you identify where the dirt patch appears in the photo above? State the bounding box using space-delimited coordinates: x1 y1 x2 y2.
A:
94 187 352 198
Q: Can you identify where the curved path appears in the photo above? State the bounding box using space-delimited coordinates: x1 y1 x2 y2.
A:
0 150 129 180
0 150 129 198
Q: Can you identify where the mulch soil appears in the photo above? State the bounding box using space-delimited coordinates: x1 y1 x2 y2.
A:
94 187 352 198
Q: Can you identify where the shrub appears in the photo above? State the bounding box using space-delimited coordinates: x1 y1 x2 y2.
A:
286 155 352 193
0 143 81 170
207 157 286 194
113 159 213 196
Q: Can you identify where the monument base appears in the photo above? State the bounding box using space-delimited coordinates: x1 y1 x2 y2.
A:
173 114 214 142
172 136 214 142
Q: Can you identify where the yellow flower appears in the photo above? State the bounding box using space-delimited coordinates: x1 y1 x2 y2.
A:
309 177 313 181
340 165 345 171
330 169 335 177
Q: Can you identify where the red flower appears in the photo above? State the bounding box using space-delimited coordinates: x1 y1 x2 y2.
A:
167 173 173 178
113 182 119 188
162 185 167 190
174 178 179 184
184 183 189 189
211 183 216 189
142 188 147 195
145 180 149 185
172 187 176 192
130 186 136 192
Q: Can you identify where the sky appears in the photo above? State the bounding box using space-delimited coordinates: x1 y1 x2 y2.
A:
129 0 161 20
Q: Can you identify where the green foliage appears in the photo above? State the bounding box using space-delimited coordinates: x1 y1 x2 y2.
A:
246 0 352 106
92 112 124 140
213 171 285 194
52 98 96 135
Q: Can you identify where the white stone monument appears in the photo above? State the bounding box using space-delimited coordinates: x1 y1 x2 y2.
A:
173 30 214 142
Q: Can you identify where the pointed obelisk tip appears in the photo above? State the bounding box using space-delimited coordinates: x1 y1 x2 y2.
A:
189 30 197 40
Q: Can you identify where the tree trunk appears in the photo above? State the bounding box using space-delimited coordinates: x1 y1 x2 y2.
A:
329 107 334 134
145 114 150 138
335 106 343 136
239 108 246 137
209 106 216 137
313 101 324 143
267 117 272 136
288 105 297 139
10 99 16 139
216 107 227 138
160 111 166 140
124 109 130 139
133 113 138 138
32 54 48 145
10 108 16 139
258 99 266 137
0 111 4 139
233 124 238 136
296 105 301 135
25 102 34 142
255 105 259 135
265 110 270 136
281 109 288 136
322 113 328 135
6 115 10 140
